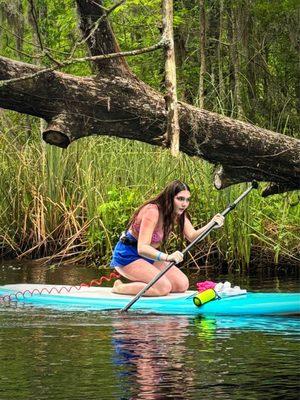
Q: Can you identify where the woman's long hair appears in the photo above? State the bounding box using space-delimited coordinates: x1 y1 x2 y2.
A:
127 180 191 242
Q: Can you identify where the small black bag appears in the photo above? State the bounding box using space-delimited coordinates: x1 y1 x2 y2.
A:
119 231 137 246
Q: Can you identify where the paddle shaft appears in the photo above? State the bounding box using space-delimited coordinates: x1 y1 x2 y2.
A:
121 182 257 312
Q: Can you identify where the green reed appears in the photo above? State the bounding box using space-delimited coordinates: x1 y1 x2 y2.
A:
0 113 299 268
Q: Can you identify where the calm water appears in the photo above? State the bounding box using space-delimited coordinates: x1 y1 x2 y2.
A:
0 263 299 400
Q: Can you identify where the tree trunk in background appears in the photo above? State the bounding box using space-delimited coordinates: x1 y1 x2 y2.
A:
15 0 24 53
0 6 3 54
162 0 180 157
206 2 219 110
1 1 25 54
244 3 257 123
217 0 225 109
173 27 188 101
27 1 48 138
261 35 270 109
227 5 234 116
198 0 206 109
230 4 244 119
173 0 188 102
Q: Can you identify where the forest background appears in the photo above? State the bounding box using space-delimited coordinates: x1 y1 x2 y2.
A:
0 0 299 270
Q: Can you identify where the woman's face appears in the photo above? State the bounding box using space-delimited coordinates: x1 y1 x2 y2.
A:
173 190 191 215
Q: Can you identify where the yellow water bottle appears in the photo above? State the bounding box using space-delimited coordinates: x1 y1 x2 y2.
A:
193 289 217 307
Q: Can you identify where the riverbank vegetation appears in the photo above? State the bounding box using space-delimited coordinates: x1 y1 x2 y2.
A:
0 0 299 268
0 115 299 268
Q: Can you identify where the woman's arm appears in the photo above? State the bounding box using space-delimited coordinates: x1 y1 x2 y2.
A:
137 205 166 260
137 205 183 264
184 214 225 243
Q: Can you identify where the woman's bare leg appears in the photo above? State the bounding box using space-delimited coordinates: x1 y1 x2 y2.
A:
112 260 172 296
153 261 189 293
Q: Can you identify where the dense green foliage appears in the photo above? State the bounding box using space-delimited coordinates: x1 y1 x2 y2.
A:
110 0 299 134
0 0 299 267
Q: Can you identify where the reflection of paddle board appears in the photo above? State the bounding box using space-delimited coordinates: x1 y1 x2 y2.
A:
194 316 300 337
0 284 299 316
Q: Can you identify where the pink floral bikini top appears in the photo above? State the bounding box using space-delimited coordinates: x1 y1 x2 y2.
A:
131 222 163 244
130 205 164 244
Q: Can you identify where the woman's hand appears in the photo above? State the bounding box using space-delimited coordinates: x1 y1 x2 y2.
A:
211 213 225 229
167 251 184 264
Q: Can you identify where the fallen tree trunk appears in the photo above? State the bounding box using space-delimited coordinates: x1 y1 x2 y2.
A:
0 55 299 196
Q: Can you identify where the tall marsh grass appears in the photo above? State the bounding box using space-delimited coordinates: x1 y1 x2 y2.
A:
0 112 299 268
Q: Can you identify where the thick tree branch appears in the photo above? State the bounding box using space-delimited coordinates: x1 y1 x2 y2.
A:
70 0 126 59
76 0 131 76
262 183 300 197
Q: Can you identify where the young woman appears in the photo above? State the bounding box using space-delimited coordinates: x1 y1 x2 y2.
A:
110 180 224 296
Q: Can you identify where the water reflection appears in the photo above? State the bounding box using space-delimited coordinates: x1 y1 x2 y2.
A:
193 315 300 339
110 313 300 400
0 305 299 400
0 262 100 286
112 315 193 399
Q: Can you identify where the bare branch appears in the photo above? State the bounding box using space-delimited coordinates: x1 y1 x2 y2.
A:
0 40 165 88
0 24 71 57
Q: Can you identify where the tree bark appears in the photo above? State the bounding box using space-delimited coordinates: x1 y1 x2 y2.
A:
217 0 225 107
76 0 131 77
162 0 180 157
0 0 299 196
230 4 244 119
198 0 206 109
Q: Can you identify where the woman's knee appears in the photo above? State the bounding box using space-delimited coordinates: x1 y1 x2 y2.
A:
172 275 189 293
152 278 172 296
154 263 189 293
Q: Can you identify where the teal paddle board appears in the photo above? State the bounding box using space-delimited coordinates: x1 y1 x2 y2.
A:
0 284 299 315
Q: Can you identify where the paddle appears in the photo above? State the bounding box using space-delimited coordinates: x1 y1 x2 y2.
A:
121 181 258 312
